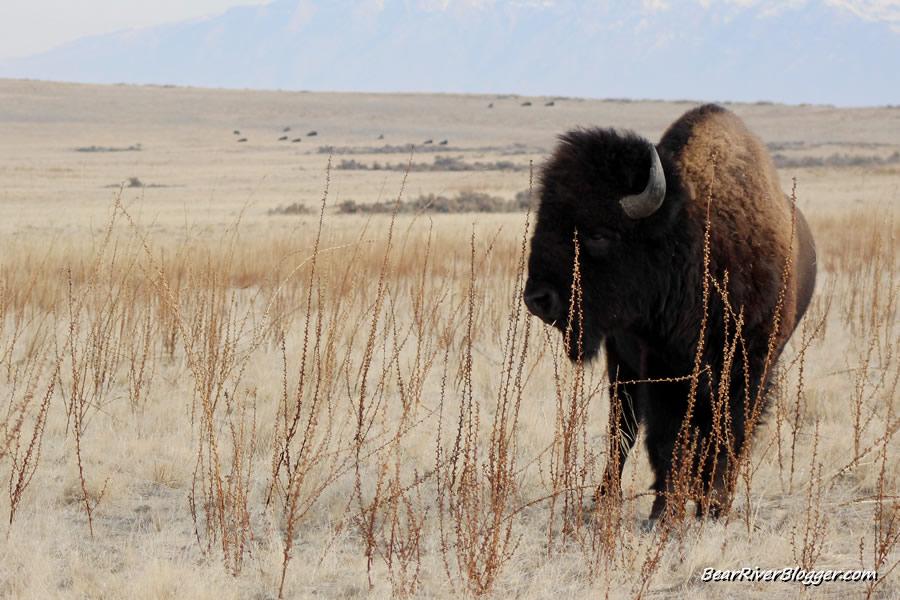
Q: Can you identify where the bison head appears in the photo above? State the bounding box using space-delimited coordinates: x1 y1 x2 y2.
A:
523 128 688 361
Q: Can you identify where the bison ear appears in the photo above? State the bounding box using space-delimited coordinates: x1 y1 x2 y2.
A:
620 144 666 219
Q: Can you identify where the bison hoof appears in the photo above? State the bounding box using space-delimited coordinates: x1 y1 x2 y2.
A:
648 495 668 522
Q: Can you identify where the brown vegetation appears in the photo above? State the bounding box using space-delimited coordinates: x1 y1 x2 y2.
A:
1 160 897 598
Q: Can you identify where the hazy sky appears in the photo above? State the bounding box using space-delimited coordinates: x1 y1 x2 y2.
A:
4 0 900 62
0 1 270 60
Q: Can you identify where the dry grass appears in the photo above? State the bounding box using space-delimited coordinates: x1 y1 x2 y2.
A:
1 164 897 598
1 82 898 598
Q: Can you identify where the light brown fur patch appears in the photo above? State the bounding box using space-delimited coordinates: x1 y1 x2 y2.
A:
670 108 800 347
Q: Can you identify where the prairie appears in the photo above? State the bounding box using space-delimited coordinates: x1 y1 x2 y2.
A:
0 79 898 599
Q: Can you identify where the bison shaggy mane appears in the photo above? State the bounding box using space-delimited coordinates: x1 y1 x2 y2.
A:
524 103 817 521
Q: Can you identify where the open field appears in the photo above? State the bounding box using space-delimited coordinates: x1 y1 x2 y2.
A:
0 79 898 599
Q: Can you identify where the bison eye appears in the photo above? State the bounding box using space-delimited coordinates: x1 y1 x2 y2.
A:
583 230 619 257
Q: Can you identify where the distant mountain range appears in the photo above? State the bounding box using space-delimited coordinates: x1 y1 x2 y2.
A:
1 0 897 106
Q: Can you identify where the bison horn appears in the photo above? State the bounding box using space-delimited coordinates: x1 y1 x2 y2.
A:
620 144 666 219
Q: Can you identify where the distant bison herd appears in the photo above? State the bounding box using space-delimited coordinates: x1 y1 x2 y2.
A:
229 128 446 146
231 128 316 143
524 104 817 521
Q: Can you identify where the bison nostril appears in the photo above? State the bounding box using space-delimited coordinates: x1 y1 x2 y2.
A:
524 286 562 323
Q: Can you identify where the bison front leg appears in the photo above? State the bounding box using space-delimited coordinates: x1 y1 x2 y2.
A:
643 378 693 522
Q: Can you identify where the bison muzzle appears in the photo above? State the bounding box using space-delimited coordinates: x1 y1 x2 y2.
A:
524 104 817 521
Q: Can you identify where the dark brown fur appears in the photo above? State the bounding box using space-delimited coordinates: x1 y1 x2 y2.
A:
524 104 817 520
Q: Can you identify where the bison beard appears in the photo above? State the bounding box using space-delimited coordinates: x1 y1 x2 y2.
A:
524 104 817 521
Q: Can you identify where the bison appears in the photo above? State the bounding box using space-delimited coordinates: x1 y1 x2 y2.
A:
523 104 817 520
